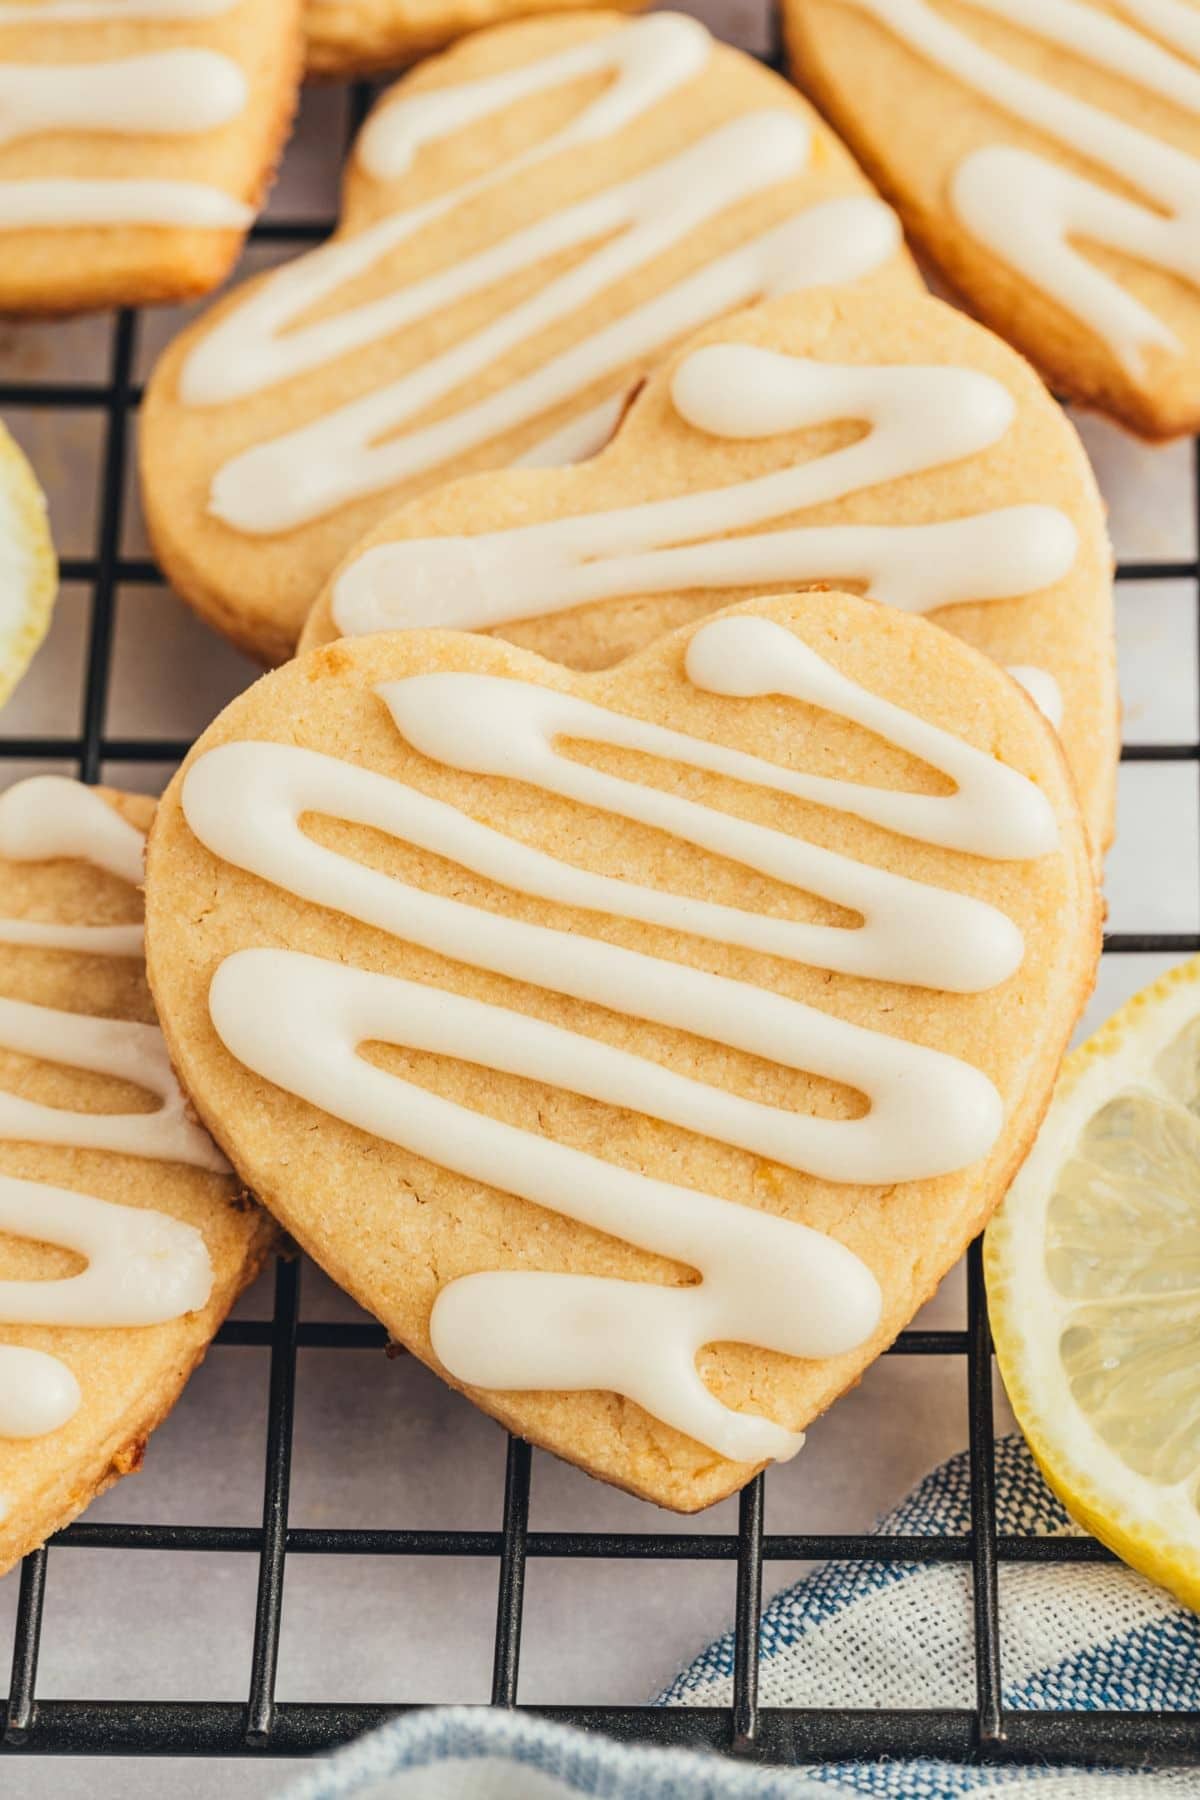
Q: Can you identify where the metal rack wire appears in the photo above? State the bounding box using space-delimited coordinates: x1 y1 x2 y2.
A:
2 16 1200 1772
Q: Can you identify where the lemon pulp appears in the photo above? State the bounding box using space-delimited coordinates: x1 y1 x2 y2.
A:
986 959 1200 1608
0 423 57 711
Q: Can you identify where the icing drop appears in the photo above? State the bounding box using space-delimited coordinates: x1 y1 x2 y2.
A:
0 776 144 955
173 13 900 533
844 0 1200 367
0 51 247 147
330 347 1076 635
181 614 1058 1459
0 1346 81 1438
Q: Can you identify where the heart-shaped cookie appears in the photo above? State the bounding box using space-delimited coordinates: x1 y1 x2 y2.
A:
784 0 1200 439
303 286 1117 849
0 0 301 313
0 778 274 1574
145 591 1098 1510
139 9 916 664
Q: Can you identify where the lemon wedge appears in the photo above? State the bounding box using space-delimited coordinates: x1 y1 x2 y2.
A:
986 956 1200 1608
0 423 56 711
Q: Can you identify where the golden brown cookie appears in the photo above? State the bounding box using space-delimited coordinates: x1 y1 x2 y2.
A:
144 592 1099 1511
0 777 275 1575
303 287 1117 851
304 0 643 77
139 10 917 665
0 0 303 314
785 0 1200 439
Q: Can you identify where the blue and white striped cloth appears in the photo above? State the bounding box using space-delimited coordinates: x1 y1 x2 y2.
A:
281 1438 1200 1799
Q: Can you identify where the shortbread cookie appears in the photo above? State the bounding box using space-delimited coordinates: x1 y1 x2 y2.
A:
144 592 1098 1511
785 0 1200 439
0 777 274 1575
0 0 302 313
139 11 917 665
302 287 1118 850
304 0 642 77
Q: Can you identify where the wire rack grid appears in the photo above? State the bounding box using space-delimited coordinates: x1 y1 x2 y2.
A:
1 12 1199 1773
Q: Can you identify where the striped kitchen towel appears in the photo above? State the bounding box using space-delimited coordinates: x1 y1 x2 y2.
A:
280 1438 1200 1799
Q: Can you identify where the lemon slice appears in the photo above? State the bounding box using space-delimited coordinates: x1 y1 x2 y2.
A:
0 423 56 711
986 956 1200 1608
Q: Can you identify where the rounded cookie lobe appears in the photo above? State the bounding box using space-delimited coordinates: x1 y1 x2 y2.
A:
139 9 916 664
0 778 275 1574
145 592 1098 1511
304 286 1117 852
784 0 1200 438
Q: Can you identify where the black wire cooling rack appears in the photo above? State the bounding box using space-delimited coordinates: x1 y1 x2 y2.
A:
2 15 1200 1773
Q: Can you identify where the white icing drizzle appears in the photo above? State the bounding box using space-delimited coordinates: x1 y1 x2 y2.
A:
515 394 629 468
202 165 897 534
0 777 223 1442
0 13 252 234
0 51 246 147
0 1180 213 1440
0 1176 212 1326
0 778 144 884
331 344 1078 638
1122 0 1200 62
0 179 252 229
844 0 1200 368
174 13 900 533
210 946 881 1463
0 0 236 17
355 12 712 182
179 15 745 408
182 614 1058 1460
0 776 144 955
1009 664 1064 728
0 994 227 1169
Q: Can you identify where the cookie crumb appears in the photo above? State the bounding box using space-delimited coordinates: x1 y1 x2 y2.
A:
112 1438 147 1478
